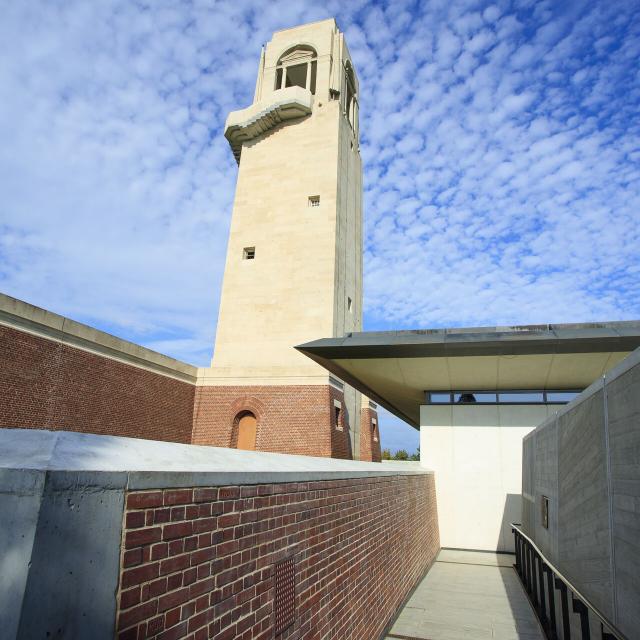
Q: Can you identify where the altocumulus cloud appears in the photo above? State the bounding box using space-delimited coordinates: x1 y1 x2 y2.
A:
358 0 640 333
1 0 639 451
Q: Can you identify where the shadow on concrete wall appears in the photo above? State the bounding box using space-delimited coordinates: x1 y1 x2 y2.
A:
2 467 125 640
499 493 522 553
23 471 124 639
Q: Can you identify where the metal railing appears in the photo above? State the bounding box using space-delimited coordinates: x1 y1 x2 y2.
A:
511 524 629 640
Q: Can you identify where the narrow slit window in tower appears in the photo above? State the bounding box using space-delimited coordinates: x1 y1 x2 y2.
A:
334 405 342 430
345 65 357 129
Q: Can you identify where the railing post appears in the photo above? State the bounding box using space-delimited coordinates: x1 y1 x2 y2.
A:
513 529 520 574
511 524 626 640
543 564 558 639
530 545 539 606
572 596 590 640
519 532 523 575
555 578 571 640
524 541 533 595
537 555 547 626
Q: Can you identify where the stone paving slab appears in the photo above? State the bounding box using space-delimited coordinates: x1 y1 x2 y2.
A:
386 550 544 640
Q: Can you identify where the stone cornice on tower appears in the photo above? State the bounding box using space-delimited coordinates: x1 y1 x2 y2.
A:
224 85 313 163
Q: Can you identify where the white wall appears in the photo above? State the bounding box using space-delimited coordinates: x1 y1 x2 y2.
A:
420 404 555 552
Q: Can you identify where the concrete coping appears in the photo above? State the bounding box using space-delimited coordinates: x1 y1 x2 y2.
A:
523 346 640 441
0 292 198 383
299 321 640 358
347 321 640 340
0 429 432 490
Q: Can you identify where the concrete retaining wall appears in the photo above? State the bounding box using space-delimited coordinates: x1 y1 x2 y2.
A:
0 428 438 640
522 347 640 638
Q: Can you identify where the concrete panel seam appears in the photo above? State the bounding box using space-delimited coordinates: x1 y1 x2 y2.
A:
602 373 618 624
554 410 559 565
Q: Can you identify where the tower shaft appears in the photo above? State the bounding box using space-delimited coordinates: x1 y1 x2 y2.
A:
193 19 380 461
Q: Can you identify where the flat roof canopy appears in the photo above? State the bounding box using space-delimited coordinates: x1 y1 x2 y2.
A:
297 321 640 428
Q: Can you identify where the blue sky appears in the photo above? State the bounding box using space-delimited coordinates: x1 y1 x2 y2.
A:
1 0 639 453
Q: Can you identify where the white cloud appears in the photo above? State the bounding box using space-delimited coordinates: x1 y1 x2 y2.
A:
1 0 639 451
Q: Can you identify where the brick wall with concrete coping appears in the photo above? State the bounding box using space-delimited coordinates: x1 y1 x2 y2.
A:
0 293 197 443
0 293 380 460
0 429 439 640
522 347 640 639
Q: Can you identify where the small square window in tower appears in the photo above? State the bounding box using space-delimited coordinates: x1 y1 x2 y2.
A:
243 247 255 260
308 195 320 207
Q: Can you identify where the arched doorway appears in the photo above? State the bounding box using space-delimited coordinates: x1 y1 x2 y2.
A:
236 412 257 451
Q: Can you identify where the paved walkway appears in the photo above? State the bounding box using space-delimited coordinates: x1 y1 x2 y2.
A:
386 549 544 640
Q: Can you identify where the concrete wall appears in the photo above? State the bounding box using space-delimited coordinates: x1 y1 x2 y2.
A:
522 348 640 638
421 404 555 552
0 428 438 640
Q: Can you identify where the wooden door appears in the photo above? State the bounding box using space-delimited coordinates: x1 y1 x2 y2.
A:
237 414 257 450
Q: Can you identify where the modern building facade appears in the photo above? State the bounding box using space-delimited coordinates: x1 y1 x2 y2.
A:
521 347 640 639
298 322 640 551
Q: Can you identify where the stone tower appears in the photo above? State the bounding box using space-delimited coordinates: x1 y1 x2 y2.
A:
192 19 380 461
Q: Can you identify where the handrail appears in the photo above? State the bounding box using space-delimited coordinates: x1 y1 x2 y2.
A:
511 523 629 640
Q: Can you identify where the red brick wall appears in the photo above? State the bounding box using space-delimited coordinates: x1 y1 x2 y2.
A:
1 323 370 460
117 474 439 640
360 407 382 462
192 385 353 459
0 325 195 443
328 386 353 460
